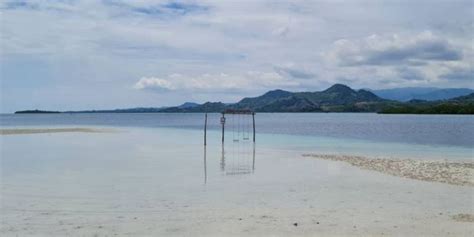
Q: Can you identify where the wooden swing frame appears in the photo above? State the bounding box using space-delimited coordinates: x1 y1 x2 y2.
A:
203 109 255 146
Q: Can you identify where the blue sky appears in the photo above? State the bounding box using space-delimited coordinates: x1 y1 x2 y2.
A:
1 0 473 112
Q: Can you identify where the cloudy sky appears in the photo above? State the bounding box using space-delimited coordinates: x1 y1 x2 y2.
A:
1 0 473 112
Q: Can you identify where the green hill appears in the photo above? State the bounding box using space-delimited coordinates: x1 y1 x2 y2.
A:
15 85 473 114
164 84 390 113
380 93 474 114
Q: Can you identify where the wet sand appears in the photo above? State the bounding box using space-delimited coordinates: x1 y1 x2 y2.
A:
303 153 474 186
0 128 115 135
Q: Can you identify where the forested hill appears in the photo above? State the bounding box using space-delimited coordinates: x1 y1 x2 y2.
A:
161 84 391 112
14 84 474 114
379 93 474 114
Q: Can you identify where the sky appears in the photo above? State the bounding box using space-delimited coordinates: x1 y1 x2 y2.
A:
1 0 473 112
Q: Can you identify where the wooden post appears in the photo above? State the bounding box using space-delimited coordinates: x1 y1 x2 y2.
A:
252 112 256 143
204 113 207 146
221 113 225 144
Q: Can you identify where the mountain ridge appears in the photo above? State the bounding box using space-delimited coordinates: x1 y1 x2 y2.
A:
371 87 474 101
380 92 474 114
14 84 474 114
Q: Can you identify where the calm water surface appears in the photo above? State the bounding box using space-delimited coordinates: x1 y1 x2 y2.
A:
1 114 473 236
1 113 473 148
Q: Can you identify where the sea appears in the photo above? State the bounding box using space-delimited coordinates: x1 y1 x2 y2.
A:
1 113 473 235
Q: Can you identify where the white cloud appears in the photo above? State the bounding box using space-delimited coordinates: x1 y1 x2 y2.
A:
134 77 176 90
1 0 474 112
319 31 474 88
324 31 463 66
133 71 299 92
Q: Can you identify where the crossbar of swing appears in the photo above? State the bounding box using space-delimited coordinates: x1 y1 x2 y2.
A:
221 109 254 115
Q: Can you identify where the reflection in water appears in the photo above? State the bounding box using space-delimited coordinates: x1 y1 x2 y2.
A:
221 142 256 176
203 146 207 184
220 144 225 172
203 142 256 184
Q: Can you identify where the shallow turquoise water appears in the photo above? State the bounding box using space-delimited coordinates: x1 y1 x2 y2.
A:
1 126 472 236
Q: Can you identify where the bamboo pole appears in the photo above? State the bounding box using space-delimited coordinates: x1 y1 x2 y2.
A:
204 113 207 146
252 113 256 143
221 113 225 144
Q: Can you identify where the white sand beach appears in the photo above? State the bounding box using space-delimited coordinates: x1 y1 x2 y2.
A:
1 127 473 236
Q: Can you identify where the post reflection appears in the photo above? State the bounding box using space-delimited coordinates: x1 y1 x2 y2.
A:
203 145 207 184
221 142 255 176
220 144 225 172
204 142 256 184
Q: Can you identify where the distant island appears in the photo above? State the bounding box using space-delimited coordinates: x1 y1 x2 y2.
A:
15 109 61 114
15 84 474 114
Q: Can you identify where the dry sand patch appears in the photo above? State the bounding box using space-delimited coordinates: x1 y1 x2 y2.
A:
303 154 474 186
